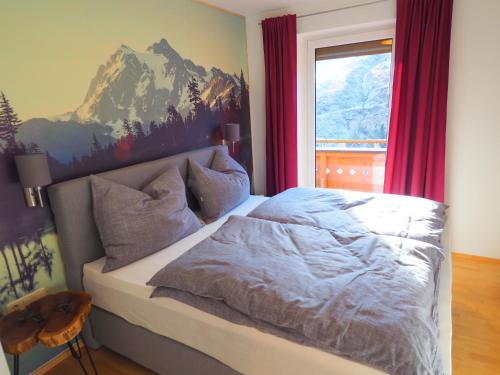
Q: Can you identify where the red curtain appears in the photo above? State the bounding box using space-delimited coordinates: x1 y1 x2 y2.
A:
384 0 453 202
262 15 298 196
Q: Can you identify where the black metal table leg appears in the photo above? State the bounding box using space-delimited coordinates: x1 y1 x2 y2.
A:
13 355 19 375
66 334 99 375
80 334 99 375
67 335 89 375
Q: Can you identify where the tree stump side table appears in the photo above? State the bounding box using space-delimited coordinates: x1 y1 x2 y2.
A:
0 291 98 375
0 302 46 375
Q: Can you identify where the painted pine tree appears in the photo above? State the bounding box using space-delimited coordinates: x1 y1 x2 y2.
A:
122 118 133 136
0 92 56 310
0 92 22 152
188 76 204 120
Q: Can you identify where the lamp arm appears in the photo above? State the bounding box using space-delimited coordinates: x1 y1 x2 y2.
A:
23 187 37 208
36 186 45 208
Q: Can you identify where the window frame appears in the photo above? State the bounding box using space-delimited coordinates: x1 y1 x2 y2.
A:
302 26 395 188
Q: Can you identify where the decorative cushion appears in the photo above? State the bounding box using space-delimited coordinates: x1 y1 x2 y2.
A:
188 150 250 223
90 167 202 272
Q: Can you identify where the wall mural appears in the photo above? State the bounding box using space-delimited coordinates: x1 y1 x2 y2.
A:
0 0 251 311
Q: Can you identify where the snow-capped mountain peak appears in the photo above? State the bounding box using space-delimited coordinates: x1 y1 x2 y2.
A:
146 38 178 58
71 38 240 136
117 44 134 54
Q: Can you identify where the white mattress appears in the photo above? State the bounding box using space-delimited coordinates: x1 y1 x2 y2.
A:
84 195 452 375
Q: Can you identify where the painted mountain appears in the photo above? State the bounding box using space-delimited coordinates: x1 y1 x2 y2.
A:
0 36 252 311
17 38 248 166
73 39 240 131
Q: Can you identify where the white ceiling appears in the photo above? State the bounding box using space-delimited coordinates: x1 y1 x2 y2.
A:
201 0 310 16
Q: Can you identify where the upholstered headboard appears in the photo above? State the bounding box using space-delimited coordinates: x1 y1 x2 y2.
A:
48 145 227 292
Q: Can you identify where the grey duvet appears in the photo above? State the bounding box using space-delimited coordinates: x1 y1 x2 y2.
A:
148 188 447 374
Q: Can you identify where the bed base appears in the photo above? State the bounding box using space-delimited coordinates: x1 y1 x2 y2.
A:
88 306 240 375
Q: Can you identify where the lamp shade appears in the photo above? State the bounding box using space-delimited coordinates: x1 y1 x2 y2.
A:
225 123 240 142
14 154 52 187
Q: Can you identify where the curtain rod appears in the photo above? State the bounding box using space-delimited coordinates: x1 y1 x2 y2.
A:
259 0 388 25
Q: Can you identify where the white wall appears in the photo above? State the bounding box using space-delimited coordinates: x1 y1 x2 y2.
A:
246 0 500 258
446 0 500 259
0 346 9 375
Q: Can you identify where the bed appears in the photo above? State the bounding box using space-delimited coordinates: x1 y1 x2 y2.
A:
48 145 452 375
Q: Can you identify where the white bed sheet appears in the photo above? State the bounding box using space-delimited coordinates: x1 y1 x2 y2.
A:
84 195 452 375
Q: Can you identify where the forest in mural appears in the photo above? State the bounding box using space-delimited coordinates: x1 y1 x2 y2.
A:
0 0 251 311
0 93 59 308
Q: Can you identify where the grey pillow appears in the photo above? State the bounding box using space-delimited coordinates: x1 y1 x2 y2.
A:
90 167 202 272
188 150 250 223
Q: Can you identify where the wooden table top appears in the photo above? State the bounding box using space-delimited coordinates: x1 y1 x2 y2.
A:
0 302 45 355
38 291 91 348
0 291 92 354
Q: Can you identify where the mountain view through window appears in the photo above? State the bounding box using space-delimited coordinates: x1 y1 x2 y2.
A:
316 45 392 147
314 39 392 192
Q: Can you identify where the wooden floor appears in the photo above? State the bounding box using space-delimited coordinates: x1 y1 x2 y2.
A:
45 345 155 375
452 253 500 375
45 252 500 375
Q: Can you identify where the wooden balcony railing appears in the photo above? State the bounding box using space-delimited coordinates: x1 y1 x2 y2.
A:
315 139 387 193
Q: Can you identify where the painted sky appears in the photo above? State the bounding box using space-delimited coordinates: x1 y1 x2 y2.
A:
0 0 247 120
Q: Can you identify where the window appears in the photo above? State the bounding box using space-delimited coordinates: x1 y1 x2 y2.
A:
315 38 393 192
